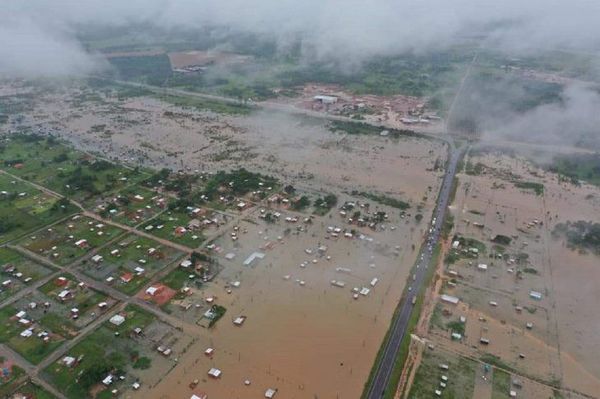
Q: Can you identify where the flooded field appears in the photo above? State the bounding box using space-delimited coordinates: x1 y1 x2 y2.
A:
419 147 600 398
1 81 447 398
16 84 445 203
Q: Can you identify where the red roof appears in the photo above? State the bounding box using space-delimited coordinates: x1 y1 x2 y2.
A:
120 272 134 283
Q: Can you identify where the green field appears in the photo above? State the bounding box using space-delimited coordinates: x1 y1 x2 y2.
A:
19 215 125 266
491 369 512 399
43 305 155 399
0 173 77 243
407 349 477 398
80 234 185 295
107 54 172 85
36 273 112 329
546 153 600 187
95 185 167 227
141 209 206 249
0 247 54 302
0 134 149 206
0 364 25 397
0 305 66 364
3 380 57 399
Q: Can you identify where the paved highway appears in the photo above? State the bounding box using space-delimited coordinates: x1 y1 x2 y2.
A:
366 143 463 398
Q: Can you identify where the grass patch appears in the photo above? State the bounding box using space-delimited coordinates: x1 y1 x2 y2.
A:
154 93 252 115
208 304 227 328
352 191 410 210
546 153 600 187
480 354 516 374
491 369 511 399
0 306 65 364
407 349 476 398
513 181 544 196
552 220 600 255
465 161 485 175
329 121 420 139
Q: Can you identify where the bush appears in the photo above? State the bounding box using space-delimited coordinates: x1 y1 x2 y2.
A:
133 356 152 370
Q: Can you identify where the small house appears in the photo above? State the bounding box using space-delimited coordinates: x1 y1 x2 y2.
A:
75 239 88 248
120 273 134 283
58 289 72 301
62 356 76 368
145 286 162 296
208 368 222 378
109 314 125 326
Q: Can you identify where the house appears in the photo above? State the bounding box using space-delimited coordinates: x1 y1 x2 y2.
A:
440 294 459 305
243 252 265 266
109 314 125 326
477 264 488 271
190 207 205 217
75 239 88 249
180 260 192 268
58 289 72 301
55 276 68 286
174 226 187 236
155 197 167 209
265 388 278 398
102 375 113 386
145 285 163 296
313 95 338 104
529 290 543 300
91 255 103 263
207 368 222 378
120 273 134 283
20 329 33 338
133 194 145 202
62 356 76 367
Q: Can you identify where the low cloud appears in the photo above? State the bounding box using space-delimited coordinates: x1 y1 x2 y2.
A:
0 17 105 79
488 84 600 150
2 0 600 78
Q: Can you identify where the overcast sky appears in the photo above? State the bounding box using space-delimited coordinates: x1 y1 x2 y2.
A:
2 0 600 78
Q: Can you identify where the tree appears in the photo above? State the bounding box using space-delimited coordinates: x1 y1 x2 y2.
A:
51 197 72 213
292 196 311 210
324 194 338 208
133 356 152 370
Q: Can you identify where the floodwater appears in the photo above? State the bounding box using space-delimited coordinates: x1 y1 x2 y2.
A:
446 150 600 397
6 85 448 398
